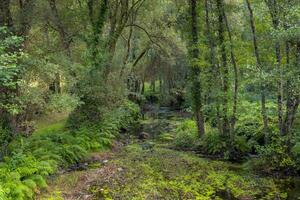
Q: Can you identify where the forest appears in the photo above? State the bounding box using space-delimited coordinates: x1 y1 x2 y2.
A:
0 0 299 199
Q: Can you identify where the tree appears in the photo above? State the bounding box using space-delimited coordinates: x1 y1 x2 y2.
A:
0 0 13 30
216 0 230 137
245 0 269 142
223 5 238 136
188 0 205 136
0 27 24 135
264 0 284 135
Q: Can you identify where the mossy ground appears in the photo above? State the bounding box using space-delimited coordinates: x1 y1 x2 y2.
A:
40 113 295 200
91 145 287 199
41 142 286 200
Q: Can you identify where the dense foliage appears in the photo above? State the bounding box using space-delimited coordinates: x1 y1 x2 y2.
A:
0 101 139 199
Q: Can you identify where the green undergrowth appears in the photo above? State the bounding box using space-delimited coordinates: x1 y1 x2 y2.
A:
0 101 140 200
172 119 300 171
34 120 67 136
90 144 285 200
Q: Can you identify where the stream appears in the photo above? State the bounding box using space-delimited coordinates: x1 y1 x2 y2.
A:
42 106 300 200
145 106 300 200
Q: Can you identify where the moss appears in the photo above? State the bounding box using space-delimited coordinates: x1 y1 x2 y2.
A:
88 144 284 200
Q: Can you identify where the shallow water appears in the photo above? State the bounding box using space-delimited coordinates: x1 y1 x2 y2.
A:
147 106 300 199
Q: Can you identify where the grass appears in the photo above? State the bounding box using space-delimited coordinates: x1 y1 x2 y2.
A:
34 113 69 135
42 171 84 199
34 120 67 136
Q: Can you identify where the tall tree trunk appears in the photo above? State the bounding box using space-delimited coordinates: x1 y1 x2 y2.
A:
48 0 73 93
141 78 145 95
0 0 34 135
49 73 61 94
159 77 163 93
275 40 284 135
0 0 13 132
216 0 230 137
0 0 13 29
204 0 217 102
205 0 224 133
18 0 34 39
223 8 238 139
151 80 155 93
276 40 284 135
265 0 284 135
103 0 130 76
245 0 269 142
189 0 205 136
283 42 300 135
87 0 108 69
48 0 72 60
120 24 133 77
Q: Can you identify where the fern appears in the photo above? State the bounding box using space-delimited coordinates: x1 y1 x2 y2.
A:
0 185 6 200
22 179 36 190
30 175 47 188
0 101 140 199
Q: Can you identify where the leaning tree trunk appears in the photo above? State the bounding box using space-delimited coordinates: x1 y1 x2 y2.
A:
48 0 72 60
246 0 269 143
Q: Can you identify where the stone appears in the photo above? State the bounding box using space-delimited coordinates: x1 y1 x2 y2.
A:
117 167 123 172
138 132 150 140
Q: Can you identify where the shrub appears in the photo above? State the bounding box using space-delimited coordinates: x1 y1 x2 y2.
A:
0 185 5 200
173 120 253 158
292 142 300 170
158 132 174 142
45 94 81 114
173 120 198 150
198 130 226 155
234 135 252 154
198 132 253 159
235 102 264 145
235 101 278 147
255 135 296 173
68 72 127 128
0 153 52 200
144 91 160 104
0 126 12 158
